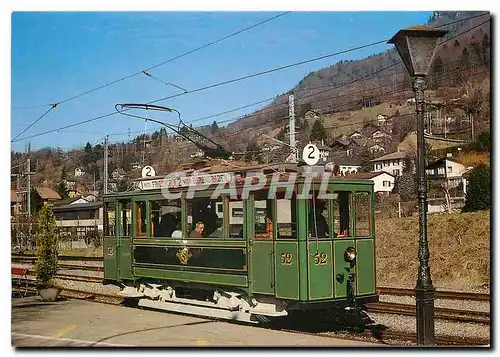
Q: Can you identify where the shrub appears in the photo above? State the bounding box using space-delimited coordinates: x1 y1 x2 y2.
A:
84 228 102 248
34 205 59 286
463 164 490 212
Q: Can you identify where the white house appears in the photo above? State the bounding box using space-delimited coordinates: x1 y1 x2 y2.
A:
368 144 386 155
346 172 396 193
376 113 389 124
349 131 366 140
371 129 392 143
425 154 473 195
304 110 320 120
74 167 84 177
371 151 413 177
333 155 364 176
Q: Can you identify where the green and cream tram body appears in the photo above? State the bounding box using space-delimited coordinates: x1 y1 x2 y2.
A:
103 165 378 324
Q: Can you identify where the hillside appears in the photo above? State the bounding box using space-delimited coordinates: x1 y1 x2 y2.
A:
219 11 491 151
376 210 490 291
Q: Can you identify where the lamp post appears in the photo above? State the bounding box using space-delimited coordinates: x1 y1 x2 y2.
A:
388 25 447 346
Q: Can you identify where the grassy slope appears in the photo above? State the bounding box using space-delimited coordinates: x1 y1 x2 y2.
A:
375 210 490 291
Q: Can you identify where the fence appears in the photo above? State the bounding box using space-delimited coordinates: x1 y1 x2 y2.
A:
11 219 103 251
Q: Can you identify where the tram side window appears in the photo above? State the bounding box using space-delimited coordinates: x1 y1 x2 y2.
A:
120 201 132 236
228 199 244 239
277 198 297 239
254 196 273 240
135 201 147 237
149 199 182 238
355 192 372 237
186 198 223 238
104 203 115 236
308 192 330 238
332 191 352 238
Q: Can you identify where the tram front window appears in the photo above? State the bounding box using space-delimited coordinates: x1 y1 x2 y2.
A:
104 203 115 236
120 201 131 236
332 191 352 238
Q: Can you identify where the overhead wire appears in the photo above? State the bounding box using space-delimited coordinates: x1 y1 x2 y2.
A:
96 59 491 148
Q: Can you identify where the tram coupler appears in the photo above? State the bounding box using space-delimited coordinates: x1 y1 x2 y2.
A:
343 272 374 328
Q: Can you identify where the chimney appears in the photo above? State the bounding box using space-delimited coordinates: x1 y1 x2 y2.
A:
446 153 452 158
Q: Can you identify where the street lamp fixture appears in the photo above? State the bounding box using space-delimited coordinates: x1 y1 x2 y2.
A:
388 25 447 346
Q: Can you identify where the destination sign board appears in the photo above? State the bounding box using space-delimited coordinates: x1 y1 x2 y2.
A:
137 173 233 191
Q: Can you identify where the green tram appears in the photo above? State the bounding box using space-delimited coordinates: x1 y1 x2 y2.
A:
103 164 378 325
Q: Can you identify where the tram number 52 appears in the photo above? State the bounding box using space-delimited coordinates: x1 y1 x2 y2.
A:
313 252 328 265
280 253 292 266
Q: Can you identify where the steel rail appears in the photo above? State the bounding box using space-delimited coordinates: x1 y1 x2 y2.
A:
378 287 490 302
366 301 490 324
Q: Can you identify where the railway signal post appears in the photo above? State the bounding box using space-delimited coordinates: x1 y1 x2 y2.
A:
388 25 447 346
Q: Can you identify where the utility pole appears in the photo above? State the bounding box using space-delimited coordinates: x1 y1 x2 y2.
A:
104 135 109 195
288 94 297 163
471 113 474 141
27 158 31 217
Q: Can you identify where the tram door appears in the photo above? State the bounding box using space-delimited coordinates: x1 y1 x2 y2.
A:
248 196 275 295
117 200 134 280
103 202 117 280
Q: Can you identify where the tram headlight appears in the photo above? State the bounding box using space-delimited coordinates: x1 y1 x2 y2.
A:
344 247 356 262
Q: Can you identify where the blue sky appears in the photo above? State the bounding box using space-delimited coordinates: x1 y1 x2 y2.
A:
11 11 432 152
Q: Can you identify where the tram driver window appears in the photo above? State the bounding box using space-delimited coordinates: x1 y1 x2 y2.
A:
104 203 115 236
308 192 330 238
332 191 352 238
135 201 147 237
355 192 372 237
149 199 182 238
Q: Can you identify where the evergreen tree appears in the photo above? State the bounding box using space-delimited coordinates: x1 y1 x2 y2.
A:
470 42 483 67
276 127 286 142
460 47 470 68
462 164 490 212
210 121 219 135
117 178 132 192
84 142 92 153
468 131 491 153
55 180 67 199
34 205 59 286
431 56 444 87
482 33 490 67
30 187 44 215
309 120 327 142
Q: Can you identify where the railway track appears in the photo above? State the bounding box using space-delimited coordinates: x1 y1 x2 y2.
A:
378 287 490 302
12 255 491 302
366 301 490 324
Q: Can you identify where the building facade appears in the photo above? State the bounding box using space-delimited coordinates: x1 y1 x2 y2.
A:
371 151 412 177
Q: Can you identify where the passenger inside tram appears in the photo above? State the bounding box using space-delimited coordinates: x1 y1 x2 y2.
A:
309 200 329 238
209 219 224 238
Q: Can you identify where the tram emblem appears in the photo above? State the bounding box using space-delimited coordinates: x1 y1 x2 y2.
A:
176 247 192 265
